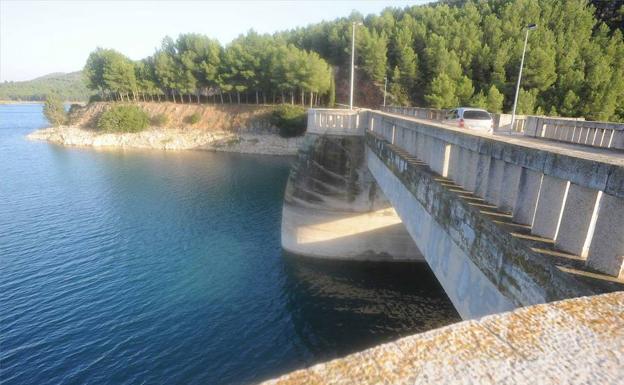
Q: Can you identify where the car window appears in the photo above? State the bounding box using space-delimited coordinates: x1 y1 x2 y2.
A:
463 110 491 120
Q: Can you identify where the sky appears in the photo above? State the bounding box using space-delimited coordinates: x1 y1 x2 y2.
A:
0 0 428 82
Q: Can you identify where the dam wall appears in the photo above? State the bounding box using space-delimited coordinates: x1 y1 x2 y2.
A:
281 110 422 261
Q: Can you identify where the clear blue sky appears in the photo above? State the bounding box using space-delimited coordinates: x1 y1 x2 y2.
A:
0 0 428 82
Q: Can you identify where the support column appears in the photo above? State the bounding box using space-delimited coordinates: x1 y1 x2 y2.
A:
586 193 624 278
499 163 522 213
485 159 505 206
555 184 599 256
512 169 542 225
531 175 569 239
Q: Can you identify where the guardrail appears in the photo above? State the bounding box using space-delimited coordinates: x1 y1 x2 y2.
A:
524 116 624 150
368 112 624 279
306 108 368 136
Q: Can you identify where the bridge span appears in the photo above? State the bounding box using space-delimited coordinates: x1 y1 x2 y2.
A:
282 108 624 319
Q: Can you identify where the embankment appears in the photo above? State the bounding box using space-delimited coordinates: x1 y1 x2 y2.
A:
27 102 303 155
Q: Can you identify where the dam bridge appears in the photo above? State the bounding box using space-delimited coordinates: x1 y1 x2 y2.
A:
281 107 624 319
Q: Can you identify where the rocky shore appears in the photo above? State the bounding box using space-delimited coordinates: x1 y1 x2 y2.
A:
27 125 302 156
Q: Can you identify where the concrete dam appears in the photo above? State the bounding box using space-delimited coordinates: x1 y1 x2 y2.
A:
281 108 624 320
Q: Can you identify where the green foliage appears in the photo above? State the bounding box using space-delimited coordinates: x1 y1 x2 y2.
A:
97 105 149 132
276 0 624 121
43 94 67 127
73 1 624 121
150 113 169 127
183 112 201 125
0 72 91 102
486 85 504 113
425 73 458 109
270 105 306 137
389 66 409 106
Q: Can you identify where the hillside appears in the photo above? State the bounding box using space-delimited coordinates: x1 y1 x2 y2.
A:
28 102 303 154
0 71 91 102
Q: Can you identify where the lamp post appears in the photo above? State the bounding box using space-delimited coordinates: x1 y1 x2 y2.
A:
349 21 363 110
383 76 388 107
510 23 537 130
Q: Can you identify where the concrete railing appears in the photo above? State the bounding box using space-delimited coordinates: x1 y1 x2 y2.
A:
524 116 624 150
381 106 527 133
368 112 624 279
381 106 447 121
306 108 368 136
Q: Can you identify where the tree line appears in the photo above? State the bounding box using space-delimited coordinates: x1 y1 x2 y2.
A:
279 0 624 121
83 0 623 121
83 32 333 107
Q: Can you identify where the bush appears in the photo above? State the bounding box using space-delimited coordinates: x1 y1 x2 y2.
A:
97 105 149 133
43 94 67 127
151 113 169 127
67 103 84 125
270 105 306 137
88 94 103 103
183 112 201 125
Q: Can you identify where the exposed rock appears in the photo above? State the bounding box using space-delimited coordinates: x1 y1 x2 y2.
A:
27 126 302 155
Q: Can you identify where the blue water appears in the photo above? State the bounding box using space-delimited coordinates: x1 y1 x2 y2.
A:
0 104 459 385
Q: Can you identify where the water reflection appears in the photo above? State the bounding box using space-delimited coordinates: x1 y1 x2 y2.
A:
281 253 460 362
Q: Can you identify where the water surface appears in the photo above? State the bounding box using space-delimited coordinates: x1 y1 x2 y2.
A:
0 104 459 385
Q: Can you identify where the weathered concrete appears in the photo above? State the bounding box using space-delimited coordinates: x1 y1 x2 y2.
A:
373 110 624 279
281 132 423 261
366 145 515 318
366 132 597 318
259 292 624 385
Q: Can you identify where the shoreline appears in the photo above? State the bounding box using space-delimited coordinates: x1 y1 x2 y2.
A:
27 126 303 156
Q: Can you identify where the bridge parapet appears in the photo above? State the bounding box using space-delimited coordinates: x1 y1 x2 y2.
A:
369 111 624 280
306 108 368 136
380 105 528 132
524 116 624 150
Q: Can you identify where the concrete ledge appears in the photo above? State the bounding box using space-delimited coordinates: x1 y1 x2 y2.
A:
374 112 624 199
259 292 624 385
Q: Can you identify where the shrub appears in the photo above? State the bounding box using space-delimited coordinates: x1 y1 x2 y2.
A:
151 113 169 127
97 105 149 133
43 94 67 127
270 105 306 137
88 94 103 103
183 112 201 125
67 103 84 125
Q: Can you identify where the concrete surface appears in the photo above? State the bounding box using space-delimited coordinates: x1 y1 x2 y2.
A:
259 291 624 385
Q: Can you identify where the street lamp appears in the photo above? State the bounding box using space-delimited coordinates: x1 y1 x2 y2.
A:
510 23 537 130
383 76 388 107
349 21 363 110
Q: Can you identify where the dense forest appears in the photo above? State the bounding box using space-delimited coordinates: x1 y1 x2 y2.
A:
0 72 91 102
279 0 624 120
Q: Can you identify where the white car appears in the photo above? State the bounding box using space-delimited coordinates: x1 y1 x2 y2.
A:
444 107 493 133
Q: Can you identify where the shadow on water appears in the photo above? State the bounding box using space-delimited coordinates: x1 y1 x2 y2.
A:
280 252 461 363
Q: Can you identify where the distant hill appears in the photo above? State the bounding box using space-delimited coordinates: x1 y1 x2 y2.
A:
0 71 92 102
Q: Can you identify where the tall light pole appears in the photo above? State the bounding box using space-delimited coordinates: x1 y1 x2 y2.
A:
510 23 537 130
349 21 363 110
383 76 388 107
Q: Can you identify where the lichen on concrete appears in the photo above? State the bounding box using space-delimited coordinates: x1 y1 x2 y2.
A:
259 292 624 385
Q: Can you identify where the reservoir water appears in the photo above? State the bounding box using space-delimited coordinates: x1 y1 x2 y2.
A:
0 104 459 385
